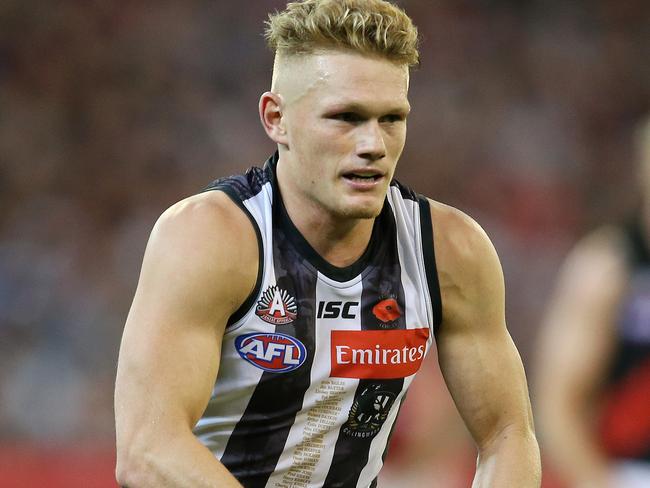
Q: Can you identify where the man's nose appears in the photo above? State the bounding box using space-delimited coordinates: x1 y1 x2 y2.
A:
356 120 386 161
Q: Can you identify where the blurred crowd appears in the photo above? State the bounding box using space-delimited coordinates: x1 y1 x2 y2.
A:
0 0 648 485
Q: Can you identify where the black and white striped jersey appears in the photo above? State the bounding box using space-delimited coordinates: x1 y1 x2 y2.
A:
194 153 442 488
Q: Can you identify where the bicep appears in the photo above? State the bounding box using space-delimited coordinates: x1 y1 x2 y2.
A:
437 318 533 448
115 283 225 435
432 204 533 448
115 195 257 444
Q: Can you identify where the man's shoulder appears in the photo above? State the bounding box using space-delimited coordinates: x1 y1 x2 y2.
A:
158 190 253 238
138 190 260 315
422 199 504 315
150 190 259 275
425 198 496 266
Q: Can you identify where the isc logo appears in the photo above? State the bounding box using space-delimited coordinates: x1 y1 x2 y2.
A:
317 301 359 319
235 332 307 373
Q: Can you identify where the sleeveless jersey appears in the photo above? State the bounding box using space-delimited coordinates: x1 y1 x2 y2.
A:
193 153 442 488
598 219 650 463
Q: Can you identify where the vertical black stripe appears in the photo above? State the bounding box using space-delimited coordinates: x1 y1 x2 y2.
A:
367 397 404 488
376 392 407 471
418 196 443 333
324 204 407 488
220 219 318 487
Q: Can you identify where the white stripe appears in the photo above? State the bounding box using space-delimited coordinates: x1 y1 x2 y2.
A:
389 189 435 336
392 192 434 363
267 273 363 488
225 183 274 332
194 335 268 458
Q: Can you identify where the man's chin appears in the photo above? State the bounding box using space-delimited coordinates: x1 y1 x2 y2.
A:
338 201 384 220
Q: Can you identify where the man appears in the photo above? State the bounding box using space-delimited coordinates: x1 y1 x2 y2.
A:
114 1 540 486
536 117 650 488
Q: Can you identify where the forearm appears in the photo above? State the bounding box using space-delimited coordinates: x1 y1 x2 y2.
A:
116 430 243 488
472 426 541 488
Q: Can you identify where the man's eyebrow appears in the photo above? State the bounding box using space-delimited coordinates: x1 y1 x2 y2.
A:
324 101 411 115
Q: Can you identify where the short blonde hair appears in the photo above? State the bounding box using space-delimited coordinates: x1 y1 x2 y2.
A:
265 0 419 67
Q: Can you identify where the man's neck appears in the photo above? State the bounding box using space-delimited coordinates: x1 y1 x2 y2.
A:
278 181 376 269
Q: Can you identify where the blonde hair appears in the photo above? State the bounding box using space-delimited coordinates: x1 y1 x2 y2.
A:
265 0 419 67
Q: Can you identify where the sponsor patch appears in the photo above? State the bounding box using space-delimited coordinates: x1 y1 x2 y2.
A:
330 328 429 379
235 332 307 373
317 301 359 319
255 285 298 325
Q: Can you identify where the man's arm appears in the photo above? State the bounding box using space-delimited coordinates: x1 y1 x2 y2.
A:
535 228 628 488
114 191 258 487
430 201 541 487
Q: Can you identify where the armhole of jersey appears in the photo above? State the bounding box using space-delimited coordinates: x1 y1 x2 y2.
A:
418 196 443 334
207 186 264 327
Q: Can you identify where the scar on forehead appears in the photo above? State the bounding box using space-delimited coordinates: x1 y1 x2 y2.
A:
272 52 409 108
271 55 332 106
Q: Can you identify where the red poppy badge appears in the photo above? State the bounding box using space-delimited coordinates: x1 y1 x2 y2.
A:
372 298 402 323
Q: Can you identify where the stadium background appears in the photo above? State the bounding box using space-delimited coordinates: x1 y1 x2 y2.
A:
0 0 648 486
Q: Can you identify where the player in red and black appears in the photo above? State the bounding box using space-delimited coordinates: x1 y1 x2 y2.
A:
537 116 650 488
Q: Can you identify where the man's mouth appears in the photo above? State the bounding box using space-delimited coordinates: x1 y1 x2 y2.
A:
342 172 383 183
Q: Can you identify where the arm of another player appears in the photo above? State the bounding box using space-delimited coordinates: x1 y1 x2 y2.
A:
430 201 541 487
114 191 258 487
535 228 628 488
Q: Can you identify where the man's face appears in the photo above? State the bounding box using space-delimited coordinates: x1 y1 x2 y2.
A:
274 50 410 220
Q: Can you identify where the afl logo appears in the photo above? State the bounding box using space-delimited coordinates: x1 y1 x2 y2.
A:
235 333 307 373
255 285 298 325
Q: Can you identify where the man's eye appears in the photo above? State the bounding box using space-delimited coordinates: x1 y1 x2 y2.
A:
333 112 362 123
380 114 405 123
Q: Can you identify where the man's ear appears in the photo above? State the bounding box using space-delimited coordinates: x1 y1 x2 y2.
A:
259 91 289 146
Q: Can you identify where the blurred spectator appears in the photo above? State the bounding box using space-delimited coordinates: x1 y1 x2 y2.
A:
535 117 650 488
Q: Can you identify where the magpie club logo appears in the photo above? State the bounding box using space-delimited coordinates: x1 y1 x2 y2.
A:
235 332 307 373
255 285 298 325
343 384 397 439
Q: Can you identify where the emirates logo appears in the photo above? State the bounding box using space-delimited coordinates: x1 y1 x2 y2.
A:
255 285 298 325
